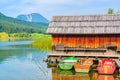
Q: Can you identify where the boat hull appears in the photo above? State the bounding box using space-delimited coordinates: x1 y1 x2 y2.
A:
58 63 74 70
75 69 89 73
74 64 91 73
74 58 93 73
97 59 116 74
97 66 116 74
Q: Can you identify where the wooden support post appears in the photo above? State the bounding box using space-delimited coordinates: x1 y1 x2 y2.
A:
54 58 57 64
119 57 120 61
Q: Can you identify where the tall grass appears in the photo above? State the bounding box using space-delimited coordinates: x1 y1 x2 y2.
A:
31 34 52 51
0 32 52 51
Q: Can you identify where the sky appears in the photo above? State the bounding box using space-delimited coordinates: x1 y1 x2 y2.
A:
0 0 120 20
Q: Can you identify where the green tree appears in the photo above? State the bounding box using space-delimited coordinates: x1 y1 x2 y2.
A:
107 8 114 14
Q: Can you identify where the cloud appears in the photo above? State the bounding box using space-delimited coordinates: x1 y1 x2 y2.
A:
0 0 120 20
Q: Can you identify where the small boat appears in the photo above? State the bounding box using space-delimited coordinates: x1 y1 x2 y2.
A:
58 56 78 70
97 59 116 74
74 58 93 73
58 62 74 70
62 56 78 63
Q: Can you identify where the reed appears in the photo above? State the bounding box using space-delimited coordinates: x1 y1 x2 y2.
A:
31 34 52 51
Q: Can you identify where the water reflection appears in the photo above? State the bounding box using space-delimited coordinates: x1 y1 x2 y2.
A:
0 40 51 80
98 75 114 80
52 68 120 80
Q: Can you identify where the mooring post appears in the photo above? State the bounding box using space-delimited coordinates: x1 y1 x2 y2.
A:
118 58 120 73
54 58 57 64
58 56 62 63
118 57 120 73
119 57 120 61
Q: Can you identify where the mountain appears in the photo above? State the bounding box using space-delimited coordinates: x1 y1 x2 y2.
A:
17 13 49 24
0 12 48 33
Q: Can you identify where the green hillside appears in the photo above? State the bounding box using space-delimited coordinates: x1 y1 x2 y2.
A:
0 13 48 33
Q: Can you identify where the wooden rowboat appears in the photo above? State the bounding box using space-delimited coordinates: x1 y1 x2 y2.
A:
74 58 93 73
58 56 78 70
58 62 74 70
97 59 116 74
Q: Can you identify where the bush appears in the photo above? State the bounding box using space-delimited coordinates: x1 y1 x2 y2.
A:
0 32 9 39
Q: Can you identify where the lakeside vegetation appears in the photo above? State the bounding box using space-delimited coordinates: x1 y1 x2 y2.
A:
0 32 32 40
0 32 52 51
0 32 9 39
31 34 52 51
0 32 46 40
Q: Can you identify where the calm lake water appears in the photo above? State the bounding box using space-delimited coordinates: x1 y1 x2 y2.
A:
0 40 120 80
0 40 51 80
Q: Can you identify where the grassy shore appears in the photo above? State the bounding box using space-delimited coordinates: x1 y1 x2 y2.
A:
31 34 52 51
0 32 43 41
0 32 52 51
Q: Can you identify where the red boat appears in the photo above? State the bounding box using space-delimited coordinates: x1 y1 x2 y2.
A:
97 59 116 74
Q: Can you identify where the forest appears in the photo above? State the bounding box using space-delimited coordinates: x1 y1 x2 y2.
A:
0 13 48 33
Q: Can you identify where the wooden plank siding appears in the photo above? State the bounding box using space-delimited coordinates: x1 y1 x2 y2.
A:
52 34 120 51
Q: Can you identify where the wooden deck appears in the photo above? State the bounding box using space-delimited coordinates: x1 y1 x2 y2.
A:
64 47 107 51
48 53 120 59
55 46 107 51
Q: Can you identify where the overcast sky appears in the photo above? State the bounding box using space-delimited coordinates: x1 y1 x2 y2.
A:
0 0 120 20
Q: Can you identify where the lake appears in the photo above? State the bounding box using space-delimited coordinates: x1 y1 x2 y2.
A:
0 40 120 80
0 40 51 80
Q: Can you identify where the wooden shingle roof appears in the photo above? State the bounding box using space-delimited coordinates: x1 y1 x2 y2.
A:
46 14 120 34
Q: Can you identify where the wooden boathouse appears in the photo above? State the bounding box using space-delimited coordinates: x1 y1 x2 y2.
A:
46 14 120 59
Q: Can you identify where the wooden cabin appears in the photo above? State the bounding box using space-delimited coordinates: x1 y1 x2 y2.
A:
46 14 120 53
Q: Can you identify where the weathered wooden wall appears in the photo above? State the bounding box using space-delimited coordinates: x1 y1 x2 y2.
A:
52 34 120 51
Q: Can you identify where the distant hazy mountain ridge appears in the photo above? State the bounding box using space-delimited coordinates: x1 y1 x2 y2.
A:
17 13 49 24
0 12 48 33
